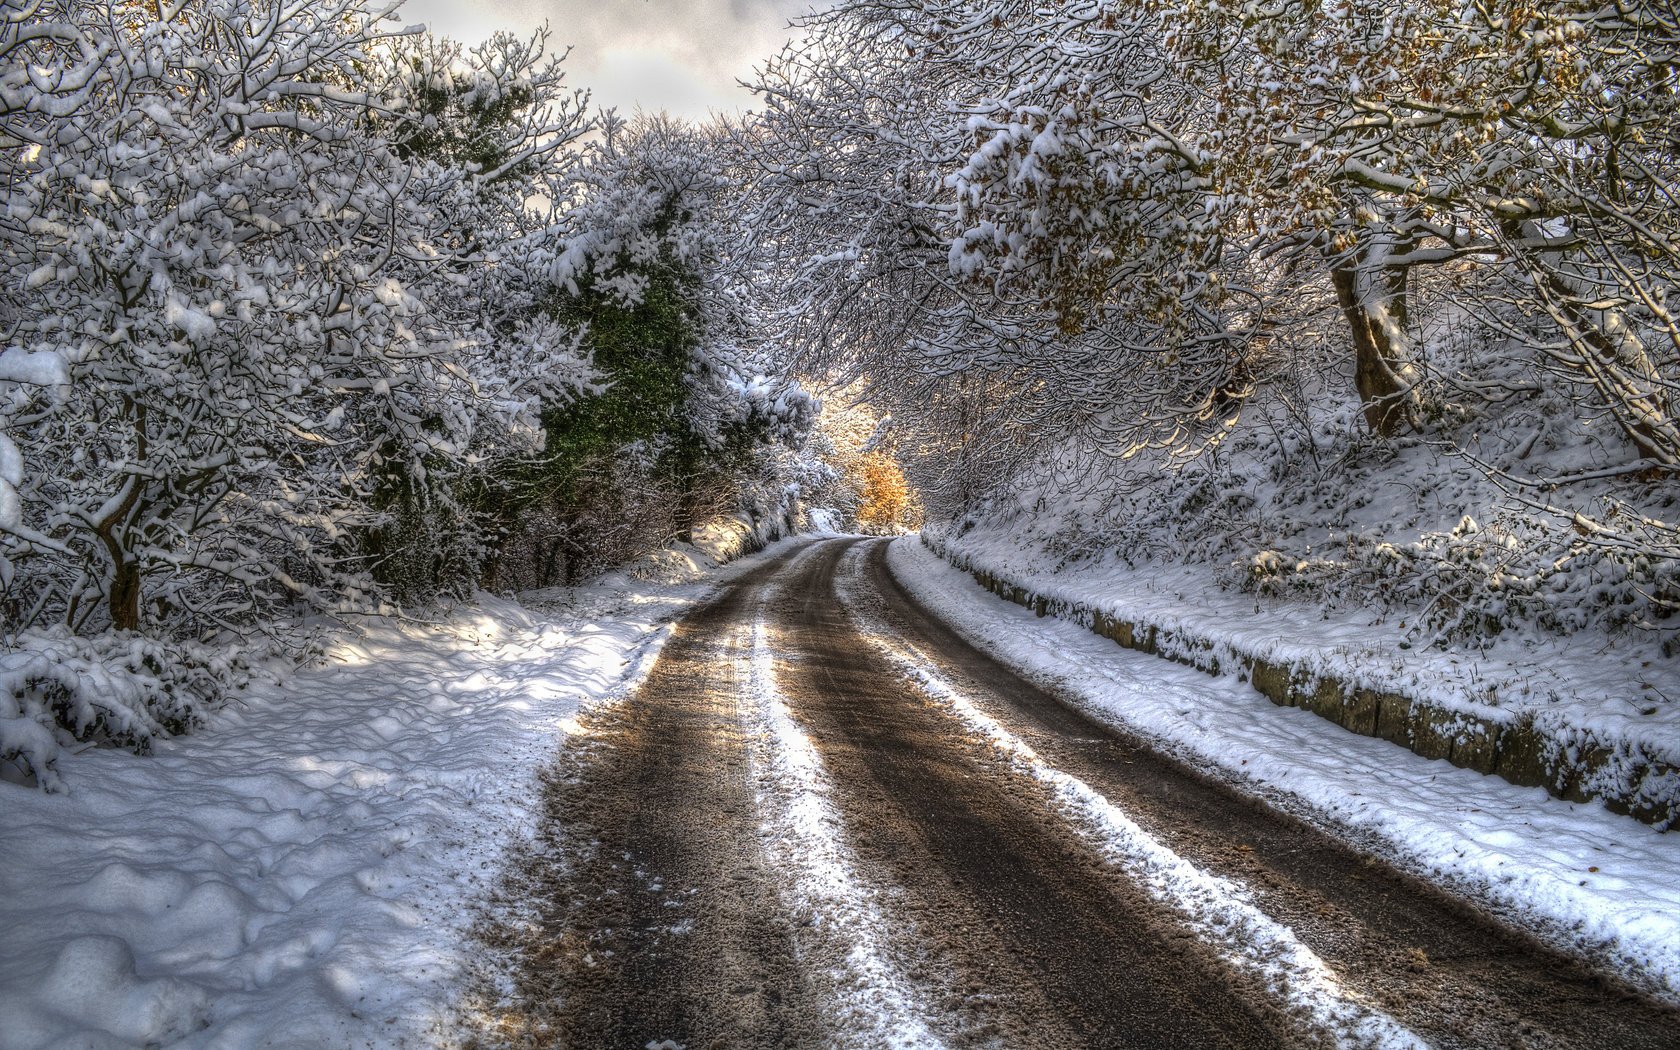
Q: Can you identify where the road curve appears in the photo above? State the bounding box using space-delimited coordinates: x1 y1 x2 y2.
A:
460 537 1680 1050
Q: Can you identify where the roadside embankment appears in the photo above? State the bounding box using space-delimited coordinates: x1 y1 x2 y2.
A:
922 531 1680 831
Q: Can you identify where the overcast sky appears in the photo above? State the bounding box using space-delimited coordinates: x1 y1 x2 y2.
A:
398 0 817 122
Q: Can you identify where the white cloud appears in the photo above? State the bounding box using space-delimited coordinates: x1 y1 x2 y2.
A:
396 0 816 120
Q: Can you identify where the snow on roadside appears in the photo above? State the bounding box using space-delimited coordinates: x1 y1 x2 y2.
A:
886 537 1680 1006
0 540 796 1050
837 546 1427 1050
738 591 947 1050
927 522 1680 775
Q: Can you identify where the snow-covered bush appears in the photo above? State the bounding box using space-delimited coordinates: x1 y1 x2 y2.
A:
1 629 254 791
1235 513 1679 649
1212 312 1680 647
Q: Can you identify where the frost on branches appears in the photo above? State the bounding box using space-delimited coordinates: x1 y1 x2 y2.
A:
0 0 596 785
483 115 816 588
753 0 1679 648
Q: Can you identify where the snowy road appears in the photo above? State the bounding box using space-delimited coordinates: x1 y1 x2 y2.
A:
462 538 1680 1049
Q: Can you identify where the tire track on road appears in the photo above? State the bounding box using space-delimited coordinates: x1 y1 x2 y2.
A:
466 551 822 1050
851 537 1680 1050
464 533 1680 1050
770 538 1312 1049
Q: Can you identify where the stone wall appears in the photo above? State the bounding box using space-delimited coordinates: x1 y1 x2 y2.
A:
927 536 1678 831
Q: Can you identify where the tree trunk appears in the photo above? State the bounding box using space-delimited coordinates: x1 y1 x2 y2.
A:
1331 262 1421 437
108 557 141 632
94 469 146 632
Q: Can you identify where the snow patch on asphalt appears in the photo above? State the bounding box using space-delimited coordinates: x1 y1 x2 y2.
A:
886 537 1680 1006
840 546 1428 1050
739 605 947 1050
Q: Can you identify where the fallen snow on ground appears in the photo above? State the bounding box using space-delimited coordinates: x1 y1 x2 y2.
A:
0 541 794 1050
737 551 946 1049
929 521 1680 772
839 546 1428 1050
887 537 1680 1006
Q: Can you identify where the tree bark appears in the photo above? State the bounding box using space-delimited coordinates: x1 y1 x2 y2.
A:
108 557 142 632
1331 262 1421 437
93 471 145 632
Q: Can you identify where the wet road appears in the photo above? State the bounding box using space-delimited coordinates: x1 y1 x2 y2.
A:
462 538 1680 1049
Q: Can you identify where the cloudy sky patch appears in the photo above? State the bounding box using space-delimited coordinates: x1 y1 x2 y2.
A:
399 0 816 120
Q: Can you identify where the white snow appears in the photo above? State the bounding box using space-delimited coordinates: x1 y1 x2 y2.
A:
736 547 946 1048
886 536 1680 1006
0 347 70 389
927 521 1680 776
0 540 798 1050
0 347 68 533
22 936 211 1048
10 526 1672 1049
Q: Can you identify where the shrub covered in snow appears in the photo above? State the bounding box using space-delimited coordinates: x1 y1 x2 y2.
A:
0 3 601 640
0 630 254 791
1235 513 1680 649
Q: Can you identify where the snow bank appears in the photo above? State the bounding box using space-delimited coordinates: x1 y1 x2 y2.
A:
0 540 795 1049
0 630 251 792
888 538 1680 1005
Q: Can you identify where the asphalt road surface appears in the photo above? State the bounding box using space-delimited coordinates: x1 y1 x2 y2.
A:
463 537 1680 1050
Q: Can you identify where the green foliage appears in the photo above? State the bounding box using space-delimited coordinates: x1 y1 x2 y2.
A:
394 74 535 177
377 32 577 184
539 261 699 498
484 230 777 587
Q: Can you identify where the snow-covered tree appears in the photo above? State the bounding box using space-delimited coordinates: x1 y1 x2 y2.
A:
353 27 598 597
749 0 1282 508
0 1 612 784
927 0 1680 452
0 1 596 639
485 115 815 586
755 0 1680 504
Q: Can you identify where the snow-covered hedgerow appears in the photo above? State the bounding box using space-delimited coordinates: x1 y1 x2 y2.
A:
2 6 829 789
753 0 1680 634
958 308 1680 655
1235 511 1680 649
0 1 596 638
0 630 253 792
